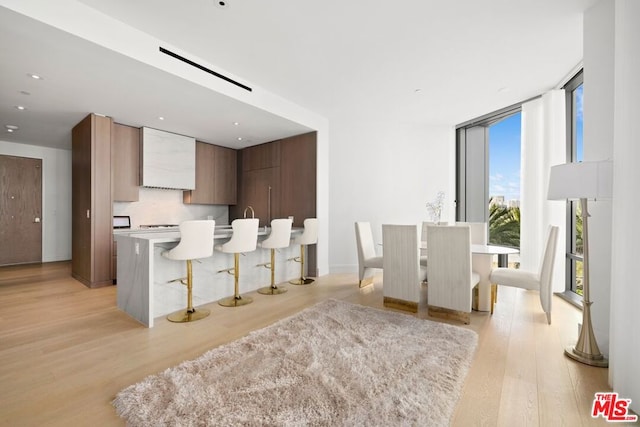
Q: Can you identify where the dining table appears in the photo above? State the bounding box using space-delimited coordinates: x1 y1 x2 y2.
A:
470 244 520 312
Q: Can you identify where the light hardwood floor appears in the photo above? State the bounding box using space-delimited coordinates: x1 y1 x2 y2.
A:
0 262 630 426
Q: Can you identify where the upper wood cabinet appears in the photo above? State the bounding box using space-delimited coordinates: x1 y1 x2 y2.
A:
184 142 237 205
71 113 113 288
112 123 140 202
242 141 280 171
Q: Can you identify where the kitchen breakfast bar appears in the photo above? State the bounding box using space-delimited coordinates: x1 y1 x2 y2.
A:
115 227 304 327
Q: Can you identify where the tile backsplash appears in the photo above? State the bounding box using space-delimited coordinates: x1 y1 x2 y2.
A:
113 187 228 228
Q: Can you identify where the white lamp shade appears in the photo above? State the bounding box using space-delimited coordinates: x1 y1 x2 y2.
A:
547 160 612 200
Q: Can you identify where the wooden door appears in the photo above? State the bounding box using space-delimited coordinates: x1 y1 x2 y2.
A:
0 155 42 265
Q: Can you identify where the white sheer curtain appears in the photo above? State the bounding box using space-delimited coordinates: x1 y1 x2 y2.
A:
520 90 566 292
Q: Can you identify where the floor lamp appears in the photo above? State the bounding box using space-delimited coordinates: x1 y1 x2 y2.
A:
548 160 612 368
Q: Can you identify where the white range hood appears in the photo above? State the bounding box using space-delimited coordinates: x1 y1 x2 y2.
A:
140 127 196 190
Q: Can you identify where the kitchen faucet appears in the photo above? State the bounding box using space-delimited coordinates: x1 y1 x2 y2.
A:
243 206 255 219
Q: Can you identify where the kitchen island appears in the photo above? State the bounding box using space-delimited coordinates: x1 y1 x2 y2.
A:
115 226 304 327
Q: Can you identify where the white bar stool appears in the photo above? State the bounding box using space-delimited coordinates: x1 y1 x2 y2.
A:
161 220 215 323
257 218 293 295
289 218 318 285
216 218 259 307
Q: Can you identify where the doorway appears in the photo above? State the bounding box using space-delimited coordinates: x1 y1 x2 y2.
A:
0 154 43 265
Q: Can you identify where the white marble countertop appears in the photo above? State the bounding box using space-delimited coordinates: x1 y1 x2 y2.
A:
114 226 300 241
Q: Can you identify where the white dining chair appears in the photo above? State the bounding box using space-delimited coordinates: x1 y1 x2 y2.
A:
382 224 427 313
426 224 480 324
355 222 383 288
489 225 559 324
419 221 435 265
456 221 488 245
457 221 488 308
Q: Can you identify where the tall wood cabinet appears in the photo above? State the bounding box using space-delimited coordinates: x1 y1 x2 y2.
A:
71 114 113 288
233 133 316 226
183 142 237 205
280 132 317 227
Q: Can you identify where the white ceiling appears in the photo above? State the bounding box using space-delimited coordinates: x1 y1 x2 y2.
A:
1 0 596 151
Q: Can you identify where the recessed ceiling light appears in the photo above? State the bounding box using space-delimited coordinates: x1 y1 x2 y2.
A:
5 124 19 132
237 137 243 141
158 116 165 121
233 122 240 126
20 90 31 96
215 0 229 8
27 73 43 80
15 105 27 111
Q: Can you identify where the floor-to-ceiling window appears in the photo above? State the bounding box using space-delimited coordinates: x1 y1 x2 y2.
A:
488 113 521 250
564 70 584 297
456 105 522 255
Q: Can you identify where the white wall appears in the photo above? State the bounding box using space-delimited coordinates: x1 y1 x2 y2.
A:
0 141 72 262
328 118 454 273
584 0 616 358
608 0 640 411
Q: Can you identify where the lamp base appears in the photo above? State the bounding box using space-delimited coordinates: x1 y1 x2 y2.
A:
564 346 608 368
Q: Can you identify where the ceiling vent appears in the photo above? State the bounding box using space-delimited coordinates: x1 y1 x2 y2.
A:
159 46 252 92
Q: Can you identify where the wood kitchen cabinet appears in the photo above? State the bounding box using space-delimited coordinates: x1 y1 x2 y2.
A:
242 140 280 171
71 113 113 288
112 123 140 202
232 131 316 229
183 142 237 205
233 141 281 225
279 132 316 228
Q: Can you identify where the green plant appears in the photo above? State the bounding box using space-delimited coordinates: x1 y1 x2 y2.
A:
488 200 520 248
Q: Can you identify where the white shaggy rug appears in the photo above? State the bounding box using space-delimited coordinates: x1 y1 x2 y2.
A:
113 299 478 426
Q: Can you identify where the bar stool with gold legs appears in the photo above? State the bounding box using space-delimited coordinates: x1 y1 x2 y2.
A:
216 218 259 307
161 220 215 323
289 218 318 285
257 218 293 295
